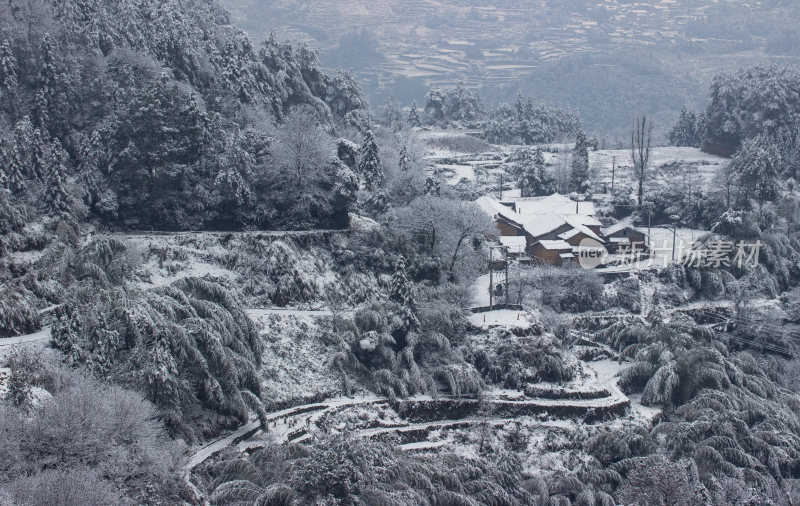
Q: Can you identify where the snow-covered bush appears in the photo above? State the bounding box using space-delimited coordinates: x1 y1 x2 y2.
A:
208 434 534 505
52 277 265 441
535 267 605 313
0 287 41 337
467 333 578 388
0 351 185 504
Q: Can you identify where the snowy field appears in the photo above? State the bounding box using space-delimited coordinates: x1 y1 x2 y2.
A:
420 131 730 197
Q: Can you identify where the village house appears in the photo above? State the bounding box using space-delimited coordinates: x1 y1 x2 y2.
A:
601 222 648 254
477 193 609 265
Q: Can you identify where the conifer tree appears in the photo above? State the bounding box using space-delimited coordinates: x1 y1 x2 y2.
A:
358 130 383 190
517 148 536 197
389 257 414 308
44 139 70 215
534 147 555 195
31 128 48 181
78 130 104 204
14 116 33 161
399 146 411 172
0 140 8 189
6 143 26 193
36 34 57 130
0 39 18 89
514 93 526 121
407 101 421 128
668 106 699 147
570 130 590 192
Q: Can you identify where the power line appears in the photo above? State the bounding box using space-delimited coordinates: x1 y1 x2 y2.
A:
689 307 800 342
681 308 798 356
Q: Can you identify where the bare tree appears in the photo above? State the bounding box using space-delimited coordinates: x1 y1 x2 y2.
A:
631 114 653 207
395 196 494 280
272 105 332 185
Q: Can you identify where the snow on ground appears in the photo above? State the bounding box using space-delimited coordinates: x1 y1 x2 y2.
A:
590 146 728 193
438 163 476 183
251 312 346 403
470 274 492 308
598 227 710 273
0 327 51 362
469 309 530 328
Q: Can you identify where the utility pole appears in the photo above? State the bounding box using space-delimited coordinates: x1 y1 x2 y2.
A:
672 226 677 261
489 257 493 310
647 210 651 248
499 173 504 200
611 156 617 191
504 248 509 307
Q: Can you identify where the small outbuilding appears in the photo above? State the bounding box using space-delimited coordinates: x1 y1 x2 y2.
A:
531 240 574 265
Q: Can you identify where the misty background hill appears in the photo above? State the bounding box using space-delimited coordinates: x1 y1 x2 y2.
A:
221 0 800 136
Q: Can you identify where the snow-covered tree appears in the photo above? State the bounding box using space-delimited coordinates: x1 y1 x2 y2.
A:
444 81 484 122
0 141 7 189
730 135 782 207
31 128 48 181
336 138 358 170
78 130 104 204
570 130 590 191
44 139 71 215
358 130 383 190
424 176 440 196
668 106 699 147
0 39 18 89
407 101 421 128
36 34 58 130
6 143 26 193
389 257 414 308
398 146 411 172
424 87 445 122
519 147 555 197
381 95 403 132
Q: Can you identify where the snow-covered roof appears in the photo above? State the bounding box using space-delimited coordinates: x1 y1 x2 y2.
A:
601 218 637 237
535 240 572 251
561 218 606 243
565 214 602 228
519 214 569 238
558 228 581 240
559 252 575 259
499 236 527 251
478 194 604 242
475 196 522 227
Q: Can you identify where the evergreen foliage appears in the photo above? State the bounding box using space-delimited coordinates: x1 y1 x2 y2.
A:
407 100 421 128
388 257 414 309
570 130 590 192
0 0 371 231
668 106 701 147
483 94 580 145
358 130 383 190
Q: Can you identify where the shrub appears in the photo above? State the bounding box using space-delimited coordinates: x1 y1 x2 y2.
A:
0 351 185 504
0 285 41 338
536 267 605 313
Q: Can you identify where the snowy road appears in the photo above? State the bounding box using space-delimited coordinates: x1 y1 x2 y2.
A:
0 327 51 347
187 381 631 471
246 308 350 318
